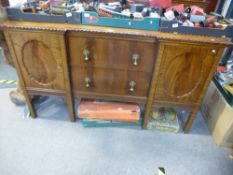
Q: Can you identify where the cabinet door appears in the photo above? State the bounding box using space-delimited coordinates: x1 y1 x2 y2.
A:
154 43 219 105
5 31 66 90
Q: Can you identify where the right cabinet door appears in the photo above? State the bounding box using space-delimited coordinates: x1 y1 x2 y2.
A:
154 43 220 105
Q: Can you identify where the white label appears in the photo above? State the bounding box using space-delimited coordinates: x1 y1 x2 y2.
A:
84 13 90 17
66 12 72 18
172 23 179 28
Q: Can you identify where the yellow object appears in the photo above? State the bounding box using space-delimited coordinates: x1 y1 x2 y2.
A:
223 84 233 95
0 79 17 84
229 154 233 160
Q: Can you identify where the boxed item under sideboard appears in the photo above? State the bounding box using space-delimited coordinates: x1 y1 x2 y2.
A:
201 82 233 148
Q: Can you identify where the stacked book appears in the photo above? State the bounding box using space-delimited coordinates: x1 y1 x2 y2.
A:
77 100 142 127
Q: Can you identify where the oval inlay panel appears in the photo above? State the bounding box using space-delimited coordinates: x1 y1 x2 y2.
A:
22 40 57 85
163 52 203 98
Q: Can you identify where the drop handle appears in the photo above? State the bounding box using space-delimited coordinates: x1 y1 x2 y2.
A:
83 49 90 61
57 63 62 70
85 76 91 88
211 49 216 54
129 81 136 92
132 54 140 66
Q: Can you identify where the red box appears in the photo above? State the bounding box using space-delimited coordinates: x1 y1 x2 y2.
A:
78 100 140 123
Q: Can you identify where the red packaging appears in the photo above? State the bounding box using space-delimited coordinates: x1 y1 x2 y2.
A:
217 66 227 72
148 0 172 9
166 4 185 13
78 100 140 122
207 23 214 28
194 22 202 27
206 16 217 24
191 5 205 15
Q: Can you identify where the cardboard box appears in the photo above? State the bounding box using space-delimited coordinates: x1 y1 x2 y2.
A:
78 100 140 122
160 18 233 38
6 7 81 24
213 76 233 107
82 11 160 31
82 117 143 128
201 82 233 148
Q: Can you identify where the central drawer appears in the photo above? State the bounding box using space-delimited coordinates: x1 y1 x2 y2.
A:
72 66 151 97
68 32 157 100
68 34 156 73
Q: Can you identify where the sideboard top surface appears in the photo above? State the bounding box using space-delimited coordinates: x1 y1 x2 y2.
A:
0 20 231 46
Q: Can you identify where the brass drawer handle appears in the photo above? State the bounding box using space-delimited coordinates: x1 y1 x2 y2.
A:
84 76 91 88
129 81 136 92
211 49 216 54
132 54 140 66
57 63 62 70
83 49 90 61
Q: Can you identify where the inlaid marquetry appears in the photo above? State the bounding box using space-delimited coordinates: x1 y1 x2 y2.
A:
1 20 230 133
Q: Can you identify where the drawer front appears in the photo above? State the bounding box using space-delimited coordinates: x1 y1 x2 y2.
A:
69 36 156 73
72 66 151 97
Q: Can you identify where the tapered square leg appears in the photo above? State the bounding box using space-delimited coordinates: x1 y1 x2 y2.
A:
66 92 75 122
183 106 200 133
24 92 37 118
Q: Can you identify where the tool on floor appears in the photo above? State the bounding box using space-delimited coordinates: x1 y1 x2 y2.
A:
158 167 165 175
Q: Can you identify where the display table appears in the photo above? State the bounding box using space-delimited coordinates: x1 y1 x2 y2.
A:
0 20 231 133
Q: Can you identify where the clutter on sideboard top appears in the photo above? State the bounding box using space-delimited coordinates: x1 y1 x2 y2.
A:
5 0 233 37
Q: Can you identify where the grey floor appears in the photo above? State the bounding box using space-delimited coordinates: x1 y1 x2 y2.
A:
0 50 17 89
0 50 233 175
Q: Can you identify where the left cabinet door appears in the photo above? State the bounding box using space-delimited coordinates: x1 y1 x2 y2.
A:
4 30 66 90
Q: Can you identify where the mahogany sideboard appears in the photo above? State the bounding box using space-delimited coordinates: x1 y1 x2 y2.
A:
0 21 231 133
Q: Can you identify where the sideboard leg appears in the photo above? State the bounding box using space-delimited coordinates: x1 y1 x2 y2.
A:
66 92 75 122
143 44 162 129
143 99 153 129
62 34 75 122
24 91 37 118
183 106 200 133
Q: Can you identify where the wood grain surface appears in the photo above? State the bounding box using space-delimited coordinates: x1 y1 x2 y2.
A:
4 30 75 121
71 66 152 97
68 32 157 73
173 0 210 10
6 30 66 90
0 21 231 46
2 20 230 132
154 43 219 104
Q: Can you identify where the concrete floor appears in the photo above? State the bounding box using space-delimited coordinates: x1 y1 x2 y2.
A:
0 49 232 175
0 50 17 89
0 88 233 175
